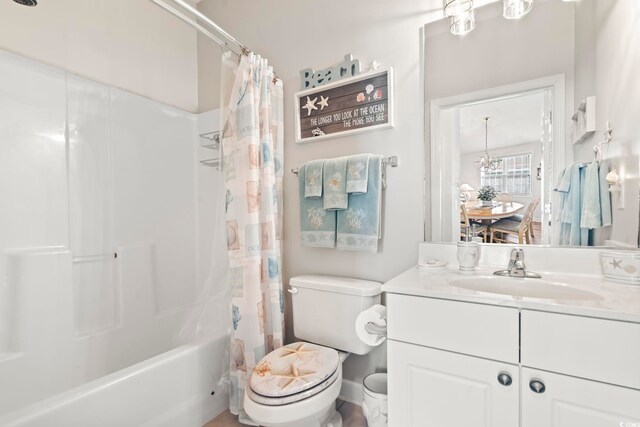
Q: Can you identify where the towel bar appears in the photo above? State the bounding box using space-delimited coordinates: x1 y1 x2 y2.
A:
290 155 398 175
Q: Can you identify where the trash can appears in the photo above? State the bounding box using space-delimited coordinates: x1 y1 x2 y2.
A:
362 373 388 427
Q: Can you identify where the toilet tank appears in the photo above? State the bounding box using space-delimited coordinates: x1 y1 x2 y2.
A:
289 275 382 355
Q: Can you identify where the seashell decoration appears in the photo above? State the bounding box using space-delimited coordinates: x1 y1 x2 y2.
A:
231 339 247 372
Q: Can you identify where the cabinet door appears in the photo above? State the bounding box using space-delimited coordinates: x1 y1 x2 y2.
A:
388 340 518 427
522 368 640 427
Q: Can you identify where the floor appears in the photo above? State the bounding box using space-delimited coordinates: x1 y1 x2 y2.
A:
204 400 367 427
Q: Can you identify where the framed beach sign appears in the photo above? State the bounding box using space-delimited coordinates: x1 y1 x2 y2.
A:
294 67 394 143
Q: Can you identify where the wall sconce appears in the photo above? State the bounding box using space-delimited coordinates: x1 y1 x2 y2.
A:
606 168 625 209
606 169 621 191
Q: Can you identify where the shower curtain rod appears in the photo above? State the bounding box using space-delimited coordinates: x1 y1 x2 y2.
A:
149 0 247 57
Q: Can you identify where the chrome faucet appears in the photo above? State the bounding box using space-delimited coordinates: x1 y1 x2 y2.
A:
494 248 541 278
508 248 526 277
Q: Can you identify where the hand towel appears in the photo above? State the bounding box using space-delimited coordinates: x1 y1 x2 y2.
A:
336 155 383 253
569 164 589 246
555 163 589 246
581 160 602 229
304 159 323 198
323 157 349 210
346 154 371 194
298 164 336 248
554 165 573 223
599 159 612 227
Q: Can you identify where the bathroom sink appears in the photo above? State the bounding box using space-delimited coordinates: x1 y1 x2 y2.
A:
448 276 602 300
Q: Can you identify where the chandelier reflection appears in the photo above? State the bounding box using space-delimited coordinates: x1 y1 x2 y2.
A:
474 117 502 171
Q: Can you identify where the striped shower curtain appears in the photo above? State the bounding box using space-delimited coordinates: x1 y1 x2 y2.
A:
220 51 284 424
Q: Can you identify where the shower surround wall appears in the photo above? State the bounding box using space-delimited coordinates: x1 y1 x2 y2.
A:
0 50 223 418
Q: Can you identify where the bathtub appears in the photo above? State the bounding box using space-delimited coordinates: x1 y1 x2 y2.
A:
0 335 229 427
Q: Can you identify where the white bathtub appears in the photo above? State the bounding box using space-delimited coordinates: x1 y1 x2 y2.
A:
0 336 229 427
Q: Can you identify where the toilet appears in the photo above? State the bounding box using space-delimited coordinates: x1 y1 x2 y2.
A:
244 275 382 427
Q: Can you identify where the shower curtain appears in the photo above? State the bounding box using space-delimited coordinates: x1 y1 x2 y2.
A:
220 51 285 424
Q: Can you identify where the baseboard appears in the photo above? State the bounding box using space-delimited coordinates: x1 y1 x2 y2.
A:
339 378 363 406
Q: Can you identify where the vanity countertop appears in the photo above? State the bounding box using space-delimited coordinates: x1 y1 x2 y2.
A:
382 265 640 323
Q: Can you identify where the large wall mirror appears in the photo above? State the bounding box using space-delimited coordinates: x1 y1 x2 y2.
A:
424 0 639 248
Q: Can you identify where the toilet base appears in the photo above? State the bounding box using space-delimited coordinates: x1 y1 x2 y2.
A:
244 365 343 427
244 402 342 427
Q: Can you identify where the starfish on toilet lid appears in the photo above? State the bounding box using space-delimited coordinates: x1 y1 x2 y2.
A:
280 343 317 360
272 364 317 390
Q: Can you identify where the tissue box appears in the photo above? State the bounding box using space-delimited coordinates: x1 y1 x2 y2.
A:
600 251 640 285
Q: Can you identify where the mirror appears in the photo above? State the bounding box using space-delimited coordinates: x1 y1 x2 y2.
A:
424 0 639 248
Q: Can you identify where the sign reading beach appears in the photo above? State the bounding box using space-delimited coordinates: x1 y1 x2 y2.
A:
294 68 394 143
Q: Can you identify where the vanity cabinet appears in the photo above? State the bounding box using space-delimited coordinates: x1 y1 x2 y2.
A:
521 368 640 427
521 310 640 426
388 340 519 427
386 293 640 427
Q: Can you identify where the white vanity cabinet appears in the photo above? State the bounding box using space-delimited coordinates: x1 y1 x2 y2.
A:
386 293 640 427
389 340 519 427
387 294 520 427
521 310 640 426
521 368 640 427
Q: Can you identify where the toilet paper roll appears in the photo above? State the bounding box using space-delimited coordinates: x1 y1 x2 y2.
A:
355 304 387 347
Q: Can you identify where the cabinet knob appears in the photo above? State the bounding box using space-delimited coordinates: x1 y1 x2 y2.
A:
529 379 546 394
497 372 512 386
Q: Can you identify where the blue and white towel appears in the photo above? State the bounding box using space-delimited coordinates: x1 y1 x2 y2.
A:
346 154 370 194
304 159 323 198
337 155 383 253
568 164 589 246
581 160 602 229
299 164 336 247
323 157 349 210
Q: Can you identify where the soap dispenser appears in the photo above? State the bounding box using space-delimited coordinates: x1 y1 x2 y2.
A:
457 227 480 274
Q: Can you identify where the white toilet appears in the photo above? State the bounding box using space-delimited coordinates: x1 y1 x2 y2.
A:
244 274 382 427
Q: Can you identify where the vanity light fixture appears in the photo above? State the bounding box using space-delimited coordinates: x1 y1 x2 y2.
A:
443 0 473 17
503 0 533 20
450 9 476 35
474 117 502 171
443 0 476 36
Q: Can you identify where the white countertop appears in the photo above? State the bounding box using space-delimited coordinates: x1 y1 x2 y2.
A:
382 265 640 323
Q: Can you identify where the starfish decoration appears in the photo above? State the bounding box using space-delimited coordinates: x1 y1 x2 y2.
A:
302 96 318 116
317 95 329 110
272 364 317 390
610 259 622 270
280 343 317 360
368 60 381 71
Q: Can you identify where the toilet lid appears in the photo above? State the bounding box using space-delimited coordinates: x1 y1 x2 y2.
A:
249 342 339 398
246 365 340 406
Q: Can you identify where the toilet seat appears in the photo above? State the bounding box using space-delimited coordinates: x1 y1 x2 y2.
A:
247 342 340 406
246 366 339 406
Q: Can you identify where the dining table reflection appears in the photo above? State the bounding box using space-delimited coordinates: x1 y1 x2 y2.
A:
463 201 524 221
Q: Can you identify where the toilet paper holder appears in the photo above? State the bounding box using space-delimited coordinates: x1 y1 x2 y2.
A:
364 321 387 342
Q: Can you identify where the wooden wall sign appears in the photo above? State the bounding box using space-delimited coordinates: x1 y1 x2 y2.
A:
294 67 394 143
299 54 361 90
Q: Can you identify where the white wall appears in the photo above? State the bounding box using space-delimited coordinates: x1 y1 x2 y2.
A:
573 0 640 246
197 0 429 388
0 0 199 112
